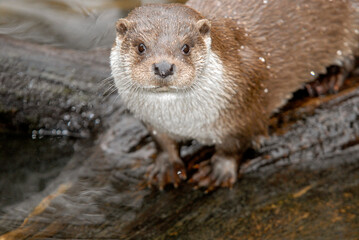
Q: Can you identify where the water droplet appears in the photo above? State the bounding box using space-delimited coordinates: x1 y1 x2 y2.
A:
152 130 157 135
264 88 269 93
310 71 316 76
177 170 182 175
336 50 342 56
263 0 268 4
240 45 245 49
277 19 284 25
62 130 69 136
31 130 37 139
259 57 266 63
266 65 271 69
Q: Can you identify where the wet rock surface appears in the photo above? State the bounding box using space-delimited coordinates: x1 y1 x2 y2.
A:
1 75 359 239
0 35 120 137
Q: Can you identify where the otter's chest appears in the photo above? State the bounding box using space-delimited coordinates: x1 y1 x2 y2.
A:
122 91 227 144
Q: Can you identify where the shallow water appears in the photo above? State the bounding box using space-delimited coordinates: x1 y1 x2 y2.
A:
0 134 75 208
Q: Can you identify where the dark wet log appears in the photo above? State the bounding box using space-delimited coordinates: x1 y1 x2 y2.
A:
0 35 121 137
1 73 358 239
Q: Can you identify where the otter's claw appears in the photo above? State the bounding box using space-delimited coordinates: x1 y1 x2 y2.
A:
191 155 237 191
146 153 187 190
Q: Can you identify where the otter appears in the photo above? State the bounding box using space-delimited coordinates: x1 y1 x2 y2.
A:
110 0 359 190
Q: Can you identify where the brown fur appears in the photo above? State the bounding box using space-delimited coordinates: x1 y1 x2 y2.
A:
209 19 269 153
188 0 359 111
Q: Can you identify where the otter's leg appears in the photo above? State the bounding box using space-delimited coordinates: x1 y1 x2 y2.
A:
306 59 355 96
191 147 240 191
146 127 187 190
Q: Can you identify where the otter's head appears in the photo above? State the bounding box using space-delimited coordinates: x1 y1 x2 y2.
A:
110 4 211 93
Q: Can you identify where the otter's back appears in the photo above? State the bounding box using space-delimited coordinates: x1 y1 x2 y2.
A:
187 0 359 111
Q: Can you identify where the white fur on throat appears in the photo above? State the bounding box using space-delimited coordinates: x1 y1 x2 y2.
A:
110 38 228 144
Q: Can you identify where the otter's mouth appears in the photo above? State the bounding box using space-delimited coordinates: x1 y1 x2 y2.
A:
153 86 173 92
141 85 185 93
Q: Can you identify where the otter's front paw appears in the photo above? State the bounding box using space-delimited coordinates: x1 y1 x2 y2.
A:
191 155 237 191
146 153 187 190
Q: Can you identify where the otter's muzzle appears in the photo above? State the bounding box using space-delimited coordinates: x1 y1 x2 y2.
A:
153 61 175 78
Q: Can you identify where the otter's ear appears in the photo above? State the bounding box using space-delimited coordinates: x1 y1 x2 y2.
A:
196 19 211 36
116 18 131 37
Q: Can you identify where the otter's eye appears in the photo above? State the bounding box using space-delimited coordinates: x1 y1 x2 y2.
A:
138 43 146 54
181 44 190 55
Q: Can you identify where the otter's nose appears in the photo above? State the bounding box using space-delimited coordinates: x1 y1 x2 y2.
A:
153 61 175 78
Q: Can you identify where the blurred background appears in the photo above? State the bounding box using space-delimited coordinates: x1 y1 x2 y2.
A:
0 0 186 50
